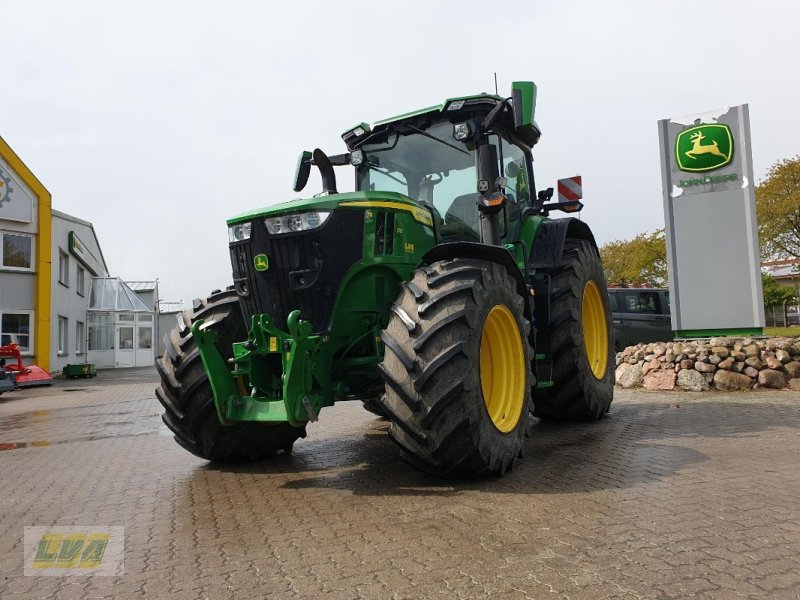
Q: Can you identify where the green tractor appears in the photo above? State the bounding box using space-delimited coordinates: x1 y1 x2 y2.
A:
156 81 614 476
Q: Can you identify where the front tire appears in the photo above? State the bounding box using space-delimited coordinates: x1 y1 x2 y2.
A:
156 288 306 462
534 240 614 420
379 259 532 476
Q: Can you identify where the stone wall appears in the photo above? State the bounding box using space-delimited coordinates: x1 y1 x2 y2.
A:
615 337 800 392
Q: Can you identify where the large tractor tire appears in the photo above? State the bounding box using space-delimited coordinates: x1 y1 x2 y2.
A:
379 259 532 476
156 288 305 462
534 239 614 420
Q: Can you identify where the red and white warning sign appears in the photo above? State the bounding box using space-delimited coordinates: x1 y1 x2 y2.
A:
557 175 583 203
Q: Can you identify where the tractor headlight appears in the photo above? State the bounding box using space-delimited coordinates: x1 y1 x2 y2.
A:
264 211 332 235
228 222 252 243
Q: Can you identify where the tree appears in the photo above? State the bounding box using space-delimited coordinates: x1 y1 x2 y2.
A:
599 229 667 287
761 272 798 307
756 155 800 260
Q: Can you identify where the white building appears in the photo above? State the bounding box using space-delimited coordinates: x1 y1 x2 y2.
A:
1 135 160 372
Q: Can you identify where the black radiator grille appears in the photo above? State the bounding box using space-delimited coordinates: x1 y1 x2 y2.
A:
230 210 364 333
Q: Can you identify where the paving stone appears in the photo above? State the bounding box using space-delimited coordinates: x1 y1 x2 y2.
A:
1 368 799 598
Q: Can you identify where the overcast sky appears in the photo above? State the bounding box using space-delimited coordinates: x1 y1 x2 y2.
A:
3 0 799 306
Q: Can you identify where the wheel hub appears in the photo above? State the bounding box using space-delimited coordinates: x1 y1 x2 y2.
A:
480 305 525 433
582 280 608 379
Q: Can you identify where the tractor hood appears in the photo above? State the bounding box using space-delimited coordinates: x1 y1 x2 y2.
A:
227 191 432 226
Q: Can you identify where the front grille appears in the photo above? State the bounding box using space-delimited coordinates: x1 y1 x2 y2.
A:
230 210 364 333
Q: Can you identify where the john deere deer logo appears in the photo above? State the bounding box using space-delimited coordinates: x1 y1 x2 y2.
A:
253 254 269 271
675 124 734 172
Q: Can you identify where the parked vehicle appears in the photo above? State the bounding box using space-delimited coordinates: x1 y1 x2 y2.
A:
608 288 672 351
155 80 616 477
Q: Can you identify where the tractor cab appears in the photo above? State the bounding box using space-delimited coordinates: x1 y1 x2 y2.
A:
291 83 543 247
343 89 541 246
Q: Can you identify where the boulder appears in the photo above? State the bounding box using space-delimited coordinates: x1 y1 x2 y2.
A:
744 367 760 379
717 358 734 371
765 356 784 371
711 346 730 359
642 359 660 376
713 370 755 391
758 369 787 389
680 359 694 370
708 354 722 366
694 361 717 373
776 349 791 364
732 361 746 373
784 361 800 379
653 344 667 357
618 364 644 389
789 378 800 392
731 352 746 362
615 364 629 385
744 357 763 369
677 369 709 392
743 343 759 357
644 370 677 391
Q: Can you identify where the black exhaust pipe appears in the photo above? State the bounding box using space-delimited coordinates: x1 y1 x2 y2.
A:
312 148 337 194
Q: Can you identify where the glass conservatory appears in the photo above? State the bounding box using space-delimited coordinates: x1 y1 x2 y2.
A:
87 278 156 368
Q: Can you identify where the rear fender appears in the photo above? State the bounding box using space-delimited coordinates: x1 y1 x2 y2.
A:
529 217 598 270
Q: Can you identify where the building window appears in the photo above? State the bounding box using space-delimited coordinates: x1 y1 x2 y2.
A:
77 266 85 296
58 251 69 286
76 321 85 354
0 311 33 353
88 313 114 351
138 326 153 350
58 316 68 355
1 232 33 270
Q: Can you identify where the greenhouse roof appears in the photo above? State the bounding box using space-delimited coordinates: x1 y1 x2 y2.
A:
89 278 154 312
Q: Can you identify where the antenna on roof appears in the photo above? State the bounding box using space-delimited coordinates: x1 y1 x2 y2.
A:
494 72 498 95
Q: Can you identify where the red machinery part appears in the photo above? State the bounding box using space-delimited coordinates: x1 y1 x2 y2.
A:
0 344 53 388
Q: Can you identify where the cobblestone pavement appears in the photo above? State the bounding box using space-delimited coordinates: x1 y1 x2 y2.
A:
1 368 799 599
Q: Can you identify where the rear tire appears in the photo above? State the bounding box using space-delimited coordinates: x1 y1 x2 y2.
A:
156 288 305 462
379 259 532 476
534 240 614 420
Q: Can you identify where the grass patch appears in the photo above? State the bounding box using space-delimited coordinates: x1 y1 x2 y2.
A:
765 326 800 337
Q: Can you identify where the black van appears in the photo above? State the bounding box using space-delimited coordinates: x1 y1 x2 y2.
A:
607 288 672 351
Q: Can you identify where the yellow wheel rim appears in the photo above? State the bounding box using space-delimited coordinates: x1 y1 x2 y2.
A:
480 305 526 433
582 280 608 379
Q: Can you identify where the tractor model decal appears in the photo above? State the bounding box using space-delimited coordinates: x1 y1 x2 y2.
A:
675 124 734 173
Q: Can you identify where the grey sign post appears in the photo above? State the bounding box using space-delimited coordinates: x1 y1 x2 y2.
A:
658 104 764 337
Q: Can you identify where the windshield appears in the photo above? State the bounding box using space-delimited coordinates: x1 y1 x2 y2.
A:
357 122 530 241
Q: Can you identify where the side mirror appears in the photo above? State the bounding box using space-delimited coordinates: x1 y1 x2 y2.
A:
511 81 537 129
293 150 313 192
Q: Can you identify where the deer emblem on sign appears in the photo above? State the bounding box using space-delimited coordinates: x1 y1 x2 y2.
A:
685 130 728 160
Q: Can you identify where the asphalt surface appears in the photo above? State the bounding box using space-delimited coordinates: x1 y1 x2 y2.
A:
1 368 799 599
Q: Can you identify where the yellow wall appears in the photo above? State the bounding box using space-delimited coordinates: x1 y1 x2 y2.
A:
0 136 52 370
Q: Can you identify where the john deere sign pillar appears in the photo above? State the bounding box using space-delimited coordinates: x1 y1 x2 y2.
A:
658 105 764 338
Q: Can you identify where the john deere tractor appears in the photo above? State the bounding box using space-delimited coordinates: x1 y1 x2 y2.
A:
156 81 614 476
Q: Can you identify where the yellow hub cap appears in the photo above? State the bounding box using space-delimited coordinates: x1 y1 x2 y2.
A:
582 280 608 379
480 305 526 433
